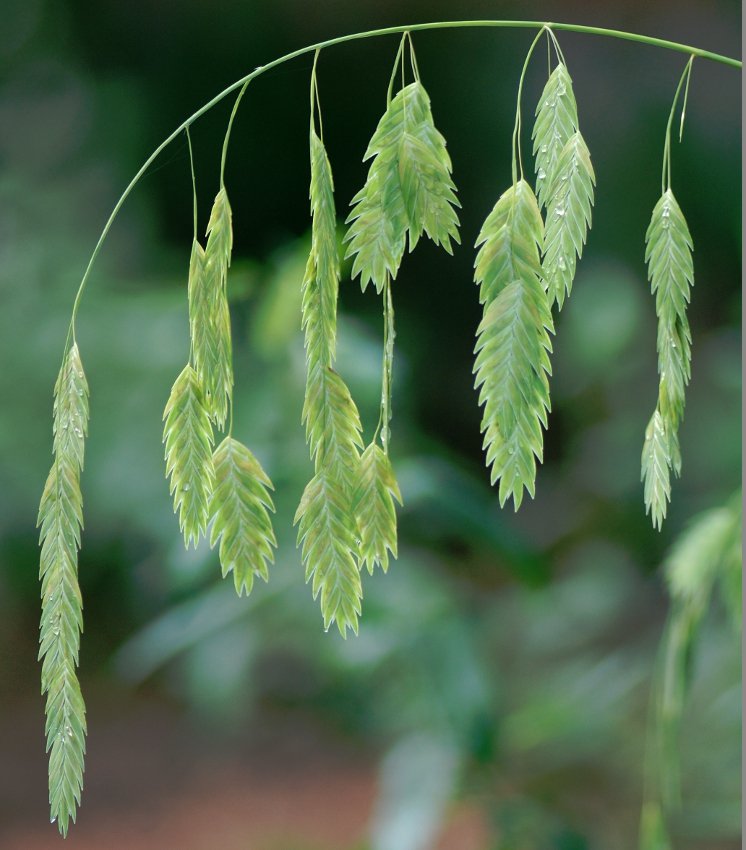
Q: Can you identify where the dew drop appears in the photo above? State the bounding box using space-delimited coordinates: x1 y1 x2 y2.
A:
537 168 546 180
73 427 83 437
555 205 566 218
558 257 566 270
61 423 69 431
540 144 548 154
51 817 57 825
557 84 566 96
182 483 191 492
661 207 670 218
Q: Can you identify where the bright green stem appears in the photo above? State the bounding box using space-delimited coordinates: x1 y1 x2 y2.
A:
662 57 695 192
186 127 198 241
66 19 740 341
511 28 547 184
376 276 396 453
220 80 250 186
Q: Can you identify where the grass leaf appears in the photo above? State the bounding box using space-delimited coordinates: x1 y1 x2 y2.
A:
209 436 276 596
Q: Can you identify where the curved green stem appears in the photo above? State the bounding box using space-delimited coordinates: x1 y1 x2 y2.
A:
511 28 547 184
662 57 695 192
386 33 408 105
186 127 198 241
220 80 250 187
376 276 396 453
66 19 740 338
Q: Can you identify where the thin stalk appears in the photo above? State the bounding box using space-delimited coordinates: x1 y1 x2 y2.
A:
661 57 695 192
511 28 547 184
310 50 324 140
386 33 407 105
220 80 250 187
66 19 740 339
186 127 198 241
373 275 396 451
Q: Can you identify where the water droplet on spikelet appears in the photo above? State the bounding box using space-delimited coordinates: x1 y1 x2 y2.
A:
537 168 546 180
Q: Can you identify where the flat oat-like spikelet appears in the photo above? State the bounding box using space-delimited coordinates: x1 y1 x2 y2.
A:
532 63 578 208
397 82 461 251
542 131 595 308
209 436 276 596
345 80 460 292
641 189 694 527
641 409 672 531
533 63 595 309
647 189 693 426
162 364 215 547
38 343 89 836
473 180 554 509
353 442 402 574
303 130 340 372
200 188 234 428
295 466 363 637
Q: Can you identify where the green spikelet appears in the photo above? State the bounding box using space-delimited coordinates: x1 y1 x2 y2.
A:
295 467 363 636
641 190 694 527
533 62 595 309
542 132 595 308
298 87 366 633
303 130 339 371
38 343 89 836
209 436 276 596
473 180 554 509
353 443 402 574
647 190 694 425
641 409 672 531
532 63 579 208
199 188 234 428
345 80 460 293
296 367 364 633
397 82 461 251
162 365 215 547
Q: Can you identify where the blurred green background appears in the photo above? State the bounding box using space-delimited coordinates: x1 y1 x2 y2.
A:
0 1 740 848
